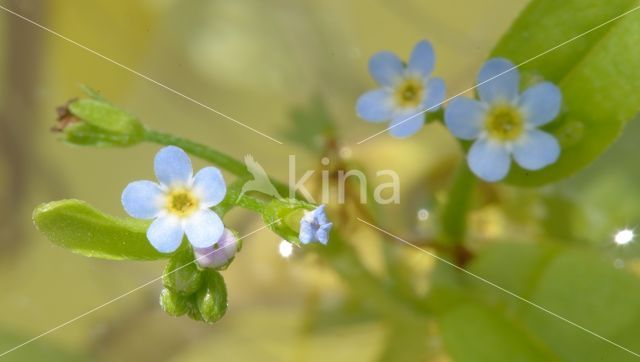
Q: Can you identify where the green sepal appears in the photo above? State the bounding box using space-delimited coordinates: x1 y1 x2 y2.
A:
61 98 144 147
162 248 204 296
159 288 189 317
32 199 167 260
261 198 314 246
194 270 228 324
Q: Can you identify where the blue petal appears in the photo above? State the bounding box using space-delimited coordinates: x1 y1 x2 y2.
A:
184 209 224 248
315 223 333 245
121 180 163 219
356 89 394 122
518 82 562 126
369 51 404 87
477 58 520 103
422 77 446 111
147 215 184 253
408 40 435 77
467 139 511 182
154 146 193 187
193 167 226 207
299 222 314 244
388 112 424 138
513 130 560 170
312 205 329 224
444 97 487 140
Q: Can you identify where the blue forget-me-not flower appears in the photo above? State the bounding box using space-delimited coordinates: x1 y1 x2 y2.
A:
299 205 332 245
444 58 562 182
122 146 227 253
356 40 446 138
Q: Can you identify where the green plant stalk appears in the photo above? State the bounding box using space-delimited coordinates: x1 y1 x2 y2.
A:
143 129 290 196
440 162 476 246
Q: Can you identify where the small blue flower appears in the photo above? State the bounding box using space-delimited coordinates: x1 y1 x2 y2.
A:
193 228 238 269
299 205 332 245
356 40 446 138
444 58 562 182
122 146 227 253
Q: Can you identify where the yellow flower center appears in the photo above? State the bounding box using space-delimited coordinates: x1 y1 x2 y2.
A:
485 105 525 141
394 78 424 108
166 189 199 217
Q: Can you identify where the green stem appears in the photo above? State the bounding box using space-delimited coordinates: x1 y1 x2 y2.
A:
440 162 476 246
143 129 290 196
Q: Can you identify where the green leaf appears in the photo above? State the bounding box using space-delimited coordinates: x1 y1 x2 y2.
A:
439 303 559 362
450 243 640 361
33 199 167 260
491 0 640 185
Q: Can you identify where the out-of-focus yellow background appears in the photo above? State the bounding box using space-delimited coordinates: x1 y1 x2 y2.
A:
6 0 639 361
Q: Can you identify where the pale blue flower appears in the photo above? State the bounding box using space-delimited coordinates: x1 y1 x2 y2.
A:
299 205 332 245
356 40 446 138
193 228 238 269
122 146 227 253
444 58 562 182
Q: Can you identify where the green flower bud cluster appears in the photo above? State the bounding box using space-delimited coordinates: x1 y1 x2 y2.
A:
159 249 228 323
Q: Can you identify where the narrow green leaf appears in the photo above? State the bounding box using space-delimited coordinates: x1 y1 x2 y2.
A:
491 0 640 185
33 199 167 260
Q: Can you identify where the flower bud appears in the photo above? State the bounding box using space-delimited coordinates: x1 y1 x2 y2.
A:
195 270 228 324
193 229 240 270
53 98 144 147
159 288 189 317
162 249 204 296
261 198 314 246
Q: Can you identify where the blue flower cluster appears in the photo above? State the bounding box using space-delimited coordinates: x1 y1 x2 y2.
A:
357 41 563 182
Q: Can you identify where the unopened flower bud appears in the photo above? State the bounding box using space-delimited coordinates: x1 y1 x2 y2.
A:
195 271 228 324
193 229 240 270
54 98 144 147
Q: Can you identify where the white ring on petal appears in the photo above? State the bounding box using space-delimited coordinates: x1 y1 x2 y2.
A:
369 51 404 87
388 112 424 138
512 130 560 170
467 139 511 182
477 58 520 104
184 209 224 248
147 215 184 253
444 97 487 140
193 167 226 208
356 88 395 123
121 180 164 219
408 40 435 78
518 82 562 126
154 146 193 187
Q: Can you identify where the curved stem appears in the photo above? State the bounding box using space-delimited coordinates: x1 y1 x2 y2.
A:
143 129 290 196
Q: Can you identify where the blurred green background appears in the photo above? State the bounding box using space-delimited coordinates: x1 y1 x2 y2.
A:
2 0 640 361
